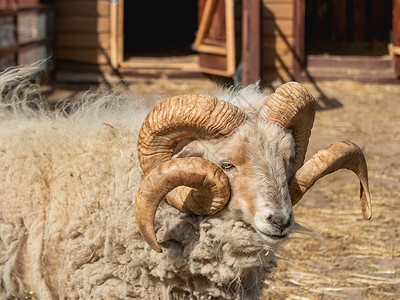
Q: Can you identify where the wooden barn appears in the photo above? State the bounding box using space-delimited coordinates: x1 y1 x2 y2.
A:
0 0 399 84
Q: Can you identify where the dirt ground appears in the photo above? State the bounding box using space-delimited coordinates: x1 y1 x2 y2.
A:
48 77 400 299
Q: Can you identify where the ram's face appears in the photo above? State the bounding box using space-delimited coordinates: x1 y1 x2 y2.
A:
135 84 371 253
174 120 295 243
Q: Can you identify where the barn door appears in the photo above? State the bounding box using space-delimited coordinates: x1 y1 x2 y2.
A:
194 0 235 77
394 0 400 77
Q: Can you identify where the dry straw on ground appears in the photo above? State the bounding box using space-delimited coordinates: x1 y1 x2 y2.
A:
265 81 400 299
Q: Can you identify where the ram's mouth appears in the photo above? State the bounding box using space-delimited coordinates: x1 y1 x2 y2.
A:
266 233 288 240
256 228 289 243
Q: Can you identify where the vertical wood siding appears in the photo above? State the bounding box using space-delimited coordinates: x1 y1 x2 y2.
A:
261 0 294 82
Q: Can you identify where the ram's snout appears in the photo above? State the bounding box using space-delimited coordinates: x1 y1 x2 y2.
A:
253 190 294 242
255 211 293 241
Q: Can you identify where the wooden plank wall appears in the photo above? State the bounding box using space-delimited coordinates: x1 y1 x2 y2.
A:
261 0 294 81
55 0 111 73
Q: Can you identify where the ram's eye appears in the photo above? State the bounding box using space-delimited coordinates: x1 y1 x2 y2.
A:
220 162 236 171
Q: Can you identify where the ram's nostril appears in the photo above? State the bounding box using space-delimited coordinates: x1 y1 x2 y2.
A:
267 215 291 232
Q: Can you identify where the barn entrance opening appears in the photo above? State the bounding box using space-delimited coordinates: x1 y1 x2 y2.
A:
301 0 396 81
305 0 392 56
123 1 199 71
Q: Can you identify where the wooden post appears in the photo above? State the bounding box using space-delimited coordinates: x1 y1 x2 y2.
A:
110 0 118 69
394 0 400 77
293 0 305 75
241 0 261 86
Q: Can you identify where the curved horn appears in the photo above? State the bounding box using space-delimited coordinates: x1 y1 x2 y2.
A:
289 141 372 220
257 82 316 172
138 94 246 175
135 157 230 252
137 94 245 215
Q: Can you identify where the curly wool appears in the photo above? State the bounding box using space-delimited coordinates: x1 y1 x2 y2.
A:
0 65 278 299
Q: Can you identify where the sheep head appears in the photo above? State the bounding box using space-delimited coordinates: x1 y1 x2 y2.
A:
135 82 372 252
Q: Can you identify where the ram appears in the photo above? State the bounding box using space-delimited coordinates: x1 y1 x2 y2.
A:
0 65 371 299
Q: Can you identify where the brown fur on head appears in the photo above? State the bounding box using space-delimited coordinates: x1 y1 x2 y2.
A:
173 119 296 244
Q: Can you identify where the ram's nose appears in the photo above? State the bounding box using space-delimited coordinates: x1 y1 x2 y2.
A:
266 214 292 233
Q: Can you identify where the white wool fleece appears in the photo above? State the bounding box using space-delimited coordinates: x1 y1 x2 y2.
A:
0 64 285 299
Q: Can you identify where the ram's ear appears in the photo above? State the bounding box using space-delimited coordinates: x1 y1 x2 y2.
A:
173 140 205 159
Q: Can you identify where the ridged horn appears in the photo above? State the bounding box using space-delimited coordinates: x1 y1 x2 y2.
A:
135 157 230 252
136 94 245 216
138 94 246 175
258 82 316 172
289 141 372 219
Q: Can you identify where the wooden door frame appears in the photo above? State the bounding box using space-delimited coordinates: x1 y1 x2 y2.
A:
110 0 237 76
110 0 200 72
110 0 123 69
110 0 262 80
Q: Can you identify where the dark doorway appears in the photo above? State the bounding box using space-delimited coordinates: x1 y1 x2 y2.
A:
305 0 392 56
123 1 198 59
